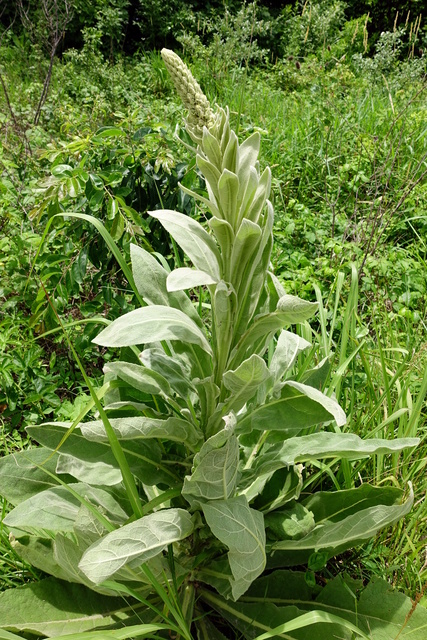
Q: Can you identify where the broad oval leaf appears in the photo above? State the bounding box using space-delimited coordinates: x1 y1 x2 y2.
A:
139 348 194 399
166 267 218 292
182 427 240 506
105 360 171 397
4 484 129 533
0 448 73 506
202 496 266 600
0 577 129 636
93 305 212 354
276 294 319 324
27 423 169 487
269 485 414 566
80 416 203 451
149 209 222 280
237 381 346 435
79 508 193 584
223 354 270 413
130 244 201 325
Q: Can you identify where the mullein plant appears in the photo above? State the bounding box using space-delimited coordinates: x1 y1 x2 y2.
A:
0 50 424 640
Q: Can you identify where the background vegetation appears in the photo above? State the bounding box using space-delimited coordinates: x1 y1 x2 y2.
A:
0 0 426 616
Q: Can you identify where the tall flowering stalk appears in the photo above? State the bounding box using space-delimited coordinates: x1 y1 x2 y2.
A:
0 49 419 640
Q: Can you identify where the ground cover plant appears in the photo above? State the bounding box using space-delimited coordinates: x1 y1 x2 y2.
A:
0 48 426 640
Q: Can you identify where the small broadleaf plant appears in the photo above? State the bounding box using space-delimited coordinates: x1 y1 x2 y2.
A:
0 50 422 640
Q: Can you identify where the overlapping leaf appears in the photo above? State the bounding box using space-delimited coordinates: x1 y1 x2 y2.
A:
202 496 266 600
182 427 239 506
93 305 212 354
149 209 222 279
79 509 193 584
80 415 202 450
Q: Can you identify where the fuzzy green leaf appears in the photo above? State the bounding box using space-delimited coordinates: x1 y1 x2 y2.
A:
150 209 222 279
130 244 201 325
182 427 239 506
218 169 240 223
105 360 171 397
248 432 419 480
4 484 128 533
93 305 212 354
80 415 203 450
139 348 194 399
246 167 271 224
0 578 129 636
265 504 315 541
166 267 218 291
237 381 346 435
0 448 72 506
276 294 319 324
202 496 266 600
223 354 270 412
269 485 414 565
270 331 311 382
79 508 193 584
27 424 168 487
237 570 427 639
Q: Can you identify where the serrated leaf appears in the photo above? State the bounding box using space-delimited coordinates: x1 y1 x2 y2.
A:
79 508 193 584
93 305 212 354
149 209 221 280
166 267 218 291
202 496 266 600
